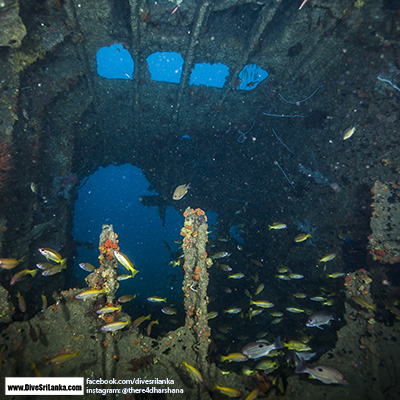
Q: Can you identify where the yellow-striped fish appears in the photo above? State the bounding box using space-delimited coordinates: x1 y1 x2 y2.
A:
294 233 312 243
46 351 80 365
213 384 241 398
113 251 139 276
38 248 63 264
147 296 166 303
250 300 274 309
17 291 26 313
101 318 131 332
133 314 151 328
11 269 38 285
351 296 376 311
96 305 122 314
286 307 305 313
319 253 337 263
75 288 105 300
255 283 265 296
41 293 47 312
0 256 25 270
245 388 260 400
220 353 249 363
147 319 159 336
292 292 307 299
182 360 204 384
268 222 287 230
327 272 344 279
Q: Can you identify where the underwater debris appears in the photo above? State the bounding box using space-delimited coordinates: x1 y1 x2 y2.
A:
368 181 400 264
298 164 331 187
128 353 155 372
0 139 12 191
344 269 376 326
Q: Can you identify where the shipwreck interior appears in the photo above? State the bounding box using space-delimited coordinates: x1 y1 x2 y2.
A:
0 0 400 399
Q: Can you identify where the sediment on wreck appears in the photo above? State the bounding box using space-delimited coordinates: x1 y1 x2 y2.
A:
368 181 400 265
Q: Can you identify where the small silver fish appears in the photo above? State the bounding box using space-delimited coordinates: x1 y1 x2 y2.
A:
306 312 335 329
211 251 231 260
242 337 283 359
161 306 177 315
79 262 96 272
295 359 349 385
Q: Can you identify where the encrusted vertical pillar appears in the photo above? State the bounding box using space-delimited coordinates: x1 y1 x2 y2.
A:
97 224 119 303
181 207 212 384
97 224 119 398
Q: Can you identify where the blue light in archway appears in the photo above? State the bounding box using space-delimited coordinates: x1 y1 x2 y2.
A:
189 63 229 88
73 164 186 304
146 52 184 83
96 43 134 80
237 64 268 91
73 164 218 305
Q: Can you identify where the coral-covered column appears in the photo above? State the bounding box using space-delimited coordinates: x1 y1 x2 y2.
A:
181 208 212 382
97 224 119 303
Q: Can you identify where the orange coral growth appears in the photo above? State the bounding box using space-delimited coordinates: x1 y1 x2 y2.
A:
357 268 367 274
183 210 189 217
193 275 199 281
103 314 115 323
194 208 207 221
104 239 119 250
100 238 120 261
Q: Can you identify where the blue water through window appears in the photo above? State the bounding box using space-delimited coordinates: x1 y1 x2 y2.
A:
189 63 229 88
96 44 268 89
96 44 134 80
73 164 184 304
236 64 268 91
146 52 183 83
